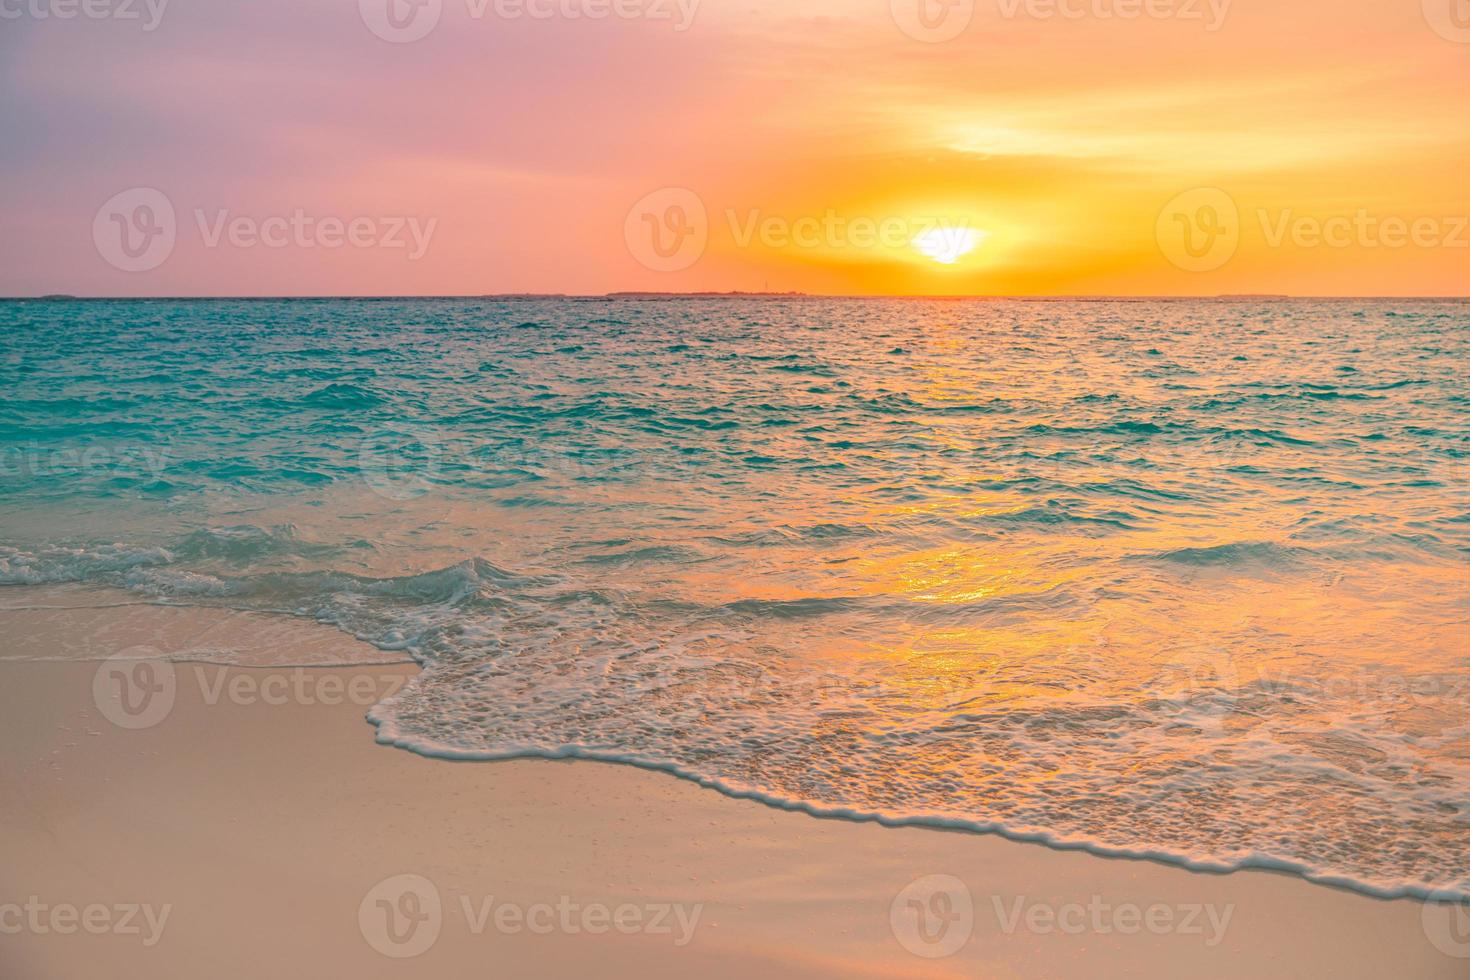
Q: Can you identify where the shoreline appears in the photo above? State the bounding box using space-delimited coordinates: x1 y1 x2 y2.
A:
370 724 1465 906
6 586 1454 903
2 595 1465 978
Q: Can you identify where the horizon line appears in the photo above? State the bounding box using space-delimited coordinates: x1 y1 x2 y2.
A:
6 293 1470 302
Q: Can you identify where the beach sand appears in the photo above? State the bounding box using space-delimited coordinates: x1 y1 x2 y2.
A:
0 594 1462 979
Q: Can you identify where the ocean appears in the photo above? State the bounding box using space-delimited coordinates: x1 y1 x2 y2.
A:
1 297 1466 899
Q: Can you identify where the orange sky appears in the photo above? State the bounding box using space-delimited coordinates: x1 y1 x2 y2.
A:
3 0 1468 296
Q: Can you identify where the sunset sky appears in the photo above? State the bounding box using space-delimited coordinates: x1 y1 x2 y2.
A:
3 0 1467 296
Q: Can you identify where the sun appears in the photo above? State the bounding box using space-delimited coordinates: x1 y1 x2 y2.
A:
911 226 985 265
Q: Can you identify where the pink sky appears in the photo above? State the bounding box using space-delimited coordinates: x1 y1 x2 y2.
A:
3 0 1468 296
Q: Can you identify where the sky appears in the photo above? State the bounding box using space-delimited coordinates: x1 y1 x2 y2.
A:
2 0 1468 296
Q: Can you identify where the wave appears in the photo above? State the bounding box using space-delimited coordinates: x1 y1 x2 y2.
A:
0 543 173 584
306 383 386 409
1137 541 1311 568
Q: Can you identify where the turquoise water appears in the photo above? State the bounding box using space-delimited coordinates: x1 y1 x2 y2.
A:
2 297 1467 898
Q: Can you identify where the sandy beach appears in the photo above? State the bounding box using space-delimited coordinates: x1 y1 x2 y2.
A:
7 0 1469 969
1 594 1462 979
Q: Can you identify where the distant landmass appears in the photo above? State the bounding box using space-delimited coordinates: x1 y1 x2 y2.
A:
603 291 808 299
